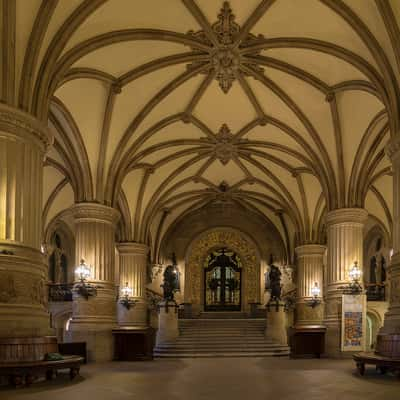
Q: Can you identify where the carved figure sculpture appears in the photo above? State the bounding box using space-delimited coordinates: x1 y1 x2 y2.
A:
161 253 180 301
370 238 386 284
268 255 282 301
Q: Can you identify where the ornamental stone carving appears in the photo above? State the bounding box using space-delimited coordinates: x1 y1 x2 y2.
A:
214 124 238 165
186 228 259 308
390 278 400 304
296 302 324 322
187 2 263 93
0 273 16 303
0 271 46 306
68 203 120 226
0 103 52 150
385 136 400 162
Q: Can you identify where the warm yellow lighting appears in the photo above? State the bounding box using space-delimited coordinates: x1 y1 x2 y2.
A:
75 259 91 281
310 282 321 298
349 261 361 282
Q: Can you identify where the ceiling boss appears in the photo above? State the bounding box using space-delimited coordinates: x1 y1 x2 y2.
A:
187 1 264 93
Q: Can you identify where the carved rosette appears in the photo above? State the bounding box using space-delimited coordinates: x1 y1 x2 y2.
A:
186 2 263 93
186 229 259 309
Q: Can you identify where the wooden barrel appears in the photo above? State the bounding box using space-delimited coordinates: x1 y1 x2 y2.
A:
375 333 400 358
0 336 58 363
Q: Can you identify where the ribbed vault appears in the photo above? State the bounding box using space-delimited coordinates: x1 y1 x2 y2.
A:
9 0 398 261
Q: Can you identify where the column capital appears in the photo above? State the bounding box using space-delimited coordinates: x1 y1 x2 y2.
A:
68 202 120 226
326 208 368 226
295 244 326 258
117 242 148 256
0 103 52 151
385 136 400 162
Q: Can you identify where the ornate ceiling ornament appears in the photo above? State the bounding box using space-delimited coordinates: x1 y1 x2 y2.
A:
187 2 263 93
214 124 237 164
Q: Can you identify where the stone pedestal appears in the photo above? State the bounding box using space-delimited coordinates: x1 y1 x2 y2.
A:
376 138 400 358
324 208 368 357
66 203 119 362
0 105 52 339
117 243 148 327
295 244 326 327
156 301 179 346
266 303 287 345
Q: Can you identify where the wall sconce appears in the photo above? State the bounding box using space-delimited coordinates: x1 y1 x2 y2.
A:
119 282 138 310
342 261 363 295
306 282 322 308
73 259 98 300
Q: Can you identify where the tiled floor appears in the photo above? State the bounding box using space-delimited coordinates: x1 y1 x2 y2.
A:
1 357 399 400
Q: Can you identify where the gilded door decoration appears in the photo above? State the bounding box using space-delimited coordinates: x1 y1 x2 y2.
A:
186 229 259 310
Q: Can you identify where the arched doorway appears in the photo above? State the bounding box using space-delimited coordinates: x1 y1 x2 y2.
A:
204 248 242 311
185 228 260 315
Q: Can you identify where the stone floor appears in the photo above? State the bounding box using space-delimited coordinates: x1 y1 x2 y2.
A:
1 357 399 400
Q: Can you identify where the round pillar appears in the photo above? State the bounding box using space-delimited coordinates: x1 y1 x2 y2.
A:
377 138 400 357
295 244 326 327
324 208 368 356
65 202 120 362
0 104 52 338
117 242 149 327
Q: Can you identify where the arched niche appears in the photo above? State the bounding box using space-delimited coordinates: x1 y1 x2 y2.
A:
363 222 390 286
184 228 260 315
44 219 75 284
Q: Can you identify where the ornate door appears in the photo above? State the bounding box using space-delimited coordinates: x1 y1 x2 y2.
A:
204 248 241 311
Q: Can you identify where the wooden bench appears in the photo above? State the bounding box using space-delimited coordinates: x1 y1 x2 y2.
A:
0 355 84 387
353 352 400 378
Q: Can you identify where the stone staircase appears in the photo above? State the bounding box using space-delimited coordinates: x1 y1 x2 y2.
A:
153 318 290 358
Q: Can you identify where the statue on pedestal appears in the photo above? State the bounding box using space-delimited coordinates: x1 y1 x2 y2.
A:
161 253 180 302
268 254 282 302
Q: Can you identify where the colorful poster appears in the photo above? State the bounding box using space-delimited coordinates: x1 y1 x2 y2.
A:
341 294 366 351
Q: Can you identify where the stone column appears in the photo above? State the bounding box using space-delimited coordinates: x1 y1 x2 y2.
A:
117 242 148 327
66 203 120 362
377 139 400 357
324 208 368 356
295 244 326 327
0 104 52 338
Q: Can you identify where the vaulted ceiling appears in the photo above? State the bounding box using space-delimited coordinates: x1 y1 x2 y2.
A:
7 0 400 260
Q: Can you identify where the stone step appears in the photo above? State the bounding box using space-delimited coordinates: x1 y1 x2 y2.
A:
198 312 249 319
154 351 290 358
180 332 265 335
156 315 287 358
180 321 265 323
155 344 286 350
173 337 273 342
154 347 288 354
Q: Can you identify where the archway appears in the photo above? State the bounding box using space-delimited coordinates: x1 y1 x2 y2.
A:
185 228 260 315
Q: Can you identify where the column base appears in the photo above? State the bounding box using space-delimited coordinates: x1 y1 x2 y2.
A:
67 286 117 362
117 301 147 327
324 320 342 358
266 302 287 345
65 325 114 362
156 301 179 346
0 249 51 338
295 302 324 327
376 332 400 358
